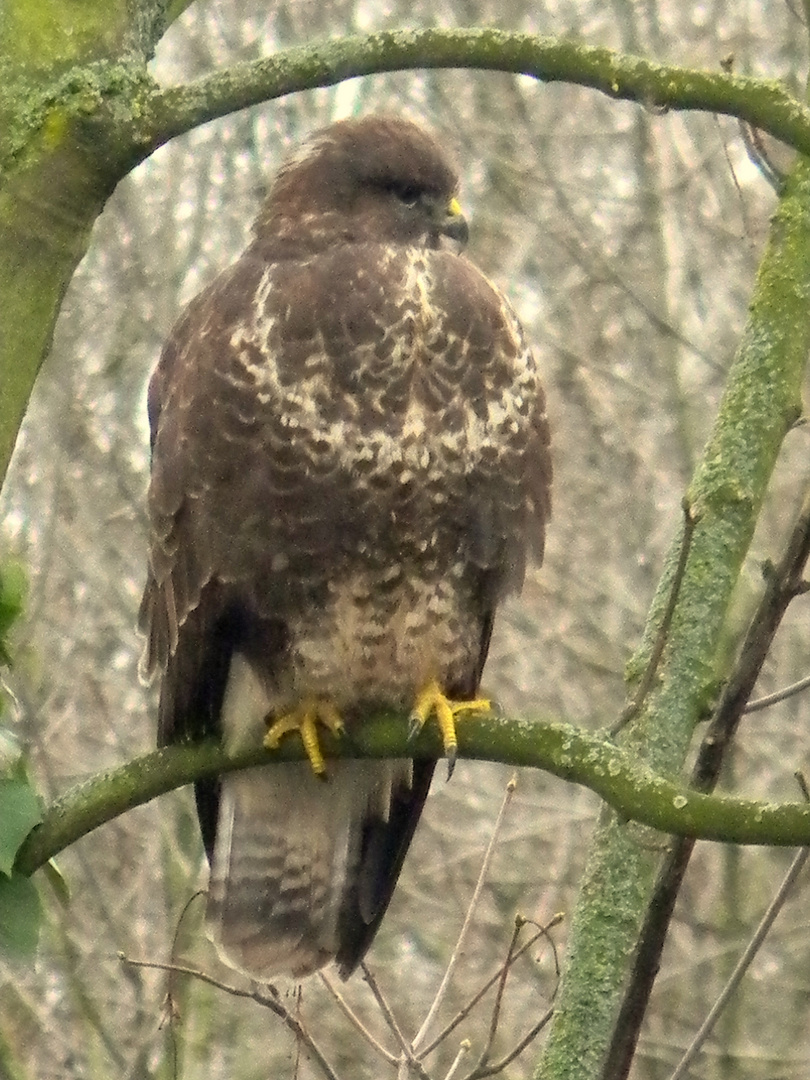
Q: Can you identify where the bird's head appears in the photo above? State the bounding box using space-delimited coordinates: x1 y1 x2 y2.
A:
255 115 469 252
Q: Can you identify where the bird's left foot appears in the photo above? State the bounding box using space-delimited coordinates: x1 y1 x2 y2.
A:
264 698 345 777
408 679 491 779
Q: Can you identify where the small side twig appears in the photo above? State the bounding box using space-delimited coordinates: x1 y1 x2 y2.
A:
714 106 753 241
613 500 697 733
411 776 518 1054
744 670 810 713
443 1040 471 1080
795 770 810 802
464 1006 554 1080
165 890 206 1010
462 917 560 1079
739 121 787 192
717 53 784 194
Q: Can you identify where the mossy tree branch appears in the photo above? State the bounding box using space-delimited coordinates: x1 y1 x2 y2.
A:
129 29 810 158
4 20 810 484
13 712 810 879
600 488 810 1080
537 152 810 1080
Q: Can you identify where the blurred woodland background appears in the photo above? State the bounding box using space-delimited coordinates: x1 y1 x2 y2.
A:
2 1 810 1078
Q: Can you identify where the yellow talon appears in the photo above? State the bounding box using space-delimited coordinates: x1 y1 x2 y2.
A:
409 678 492 778
264 698 345 777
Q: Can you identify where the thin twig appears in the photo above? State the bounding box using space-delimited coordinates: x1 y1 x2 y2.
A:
668 845 810 1080
121 956 341 1080
443 1040 471 1080
671 773 810 1078
744 671 810 713
411 776 518 1054
739 121 786 192
613 501 697 733
318 971 397 1064
160 889 206 1080
360 963 429 1079
520 915 563 985
795 770 810 802
293 986 303 1080
465 1007 555 1080
695 505 810 782
121 955 281 1007
472 917 523 1073
714 106 754 241
165 891 206 1001
418 916 562 1059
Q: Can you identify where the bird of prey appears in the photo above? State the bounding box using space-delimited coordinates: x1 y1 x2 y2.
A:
139 115 551 980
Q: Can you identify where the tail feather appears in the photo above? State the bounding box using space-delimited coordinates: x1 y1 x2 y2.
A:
207 759 414 979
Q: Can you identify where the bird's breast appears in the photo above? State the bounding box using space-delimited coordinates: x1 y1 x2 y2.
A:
284 561 481 713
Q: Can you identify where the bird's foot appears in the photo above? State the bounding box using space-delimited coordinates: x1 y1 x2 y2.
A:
408 679 491 779
264 698 345 777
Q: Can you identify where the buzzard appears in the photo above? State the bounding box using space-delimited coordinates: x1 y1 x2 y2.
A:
140 115 551 980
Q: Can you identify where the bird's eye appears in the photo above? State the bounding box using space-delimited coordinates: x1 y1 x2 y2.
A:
392 184 421 207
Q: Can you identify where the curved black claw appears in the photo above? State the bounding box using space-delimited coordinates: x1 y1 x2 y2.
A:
445 743 457 781
407 712 423 743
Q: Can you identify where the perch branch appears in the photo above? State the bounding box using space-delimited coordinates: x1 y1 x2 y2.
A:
14 710 810 879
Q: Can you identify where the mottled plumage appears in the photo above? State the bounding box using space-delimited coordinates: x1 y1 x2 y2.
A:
140 115 551 979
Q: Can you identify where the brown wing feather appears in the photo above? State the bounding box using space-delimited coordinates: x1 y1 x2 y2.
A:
335 759 435 977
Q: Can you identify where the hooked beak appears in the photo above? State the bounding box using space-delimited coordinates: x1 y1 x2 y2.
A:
438 196 469 248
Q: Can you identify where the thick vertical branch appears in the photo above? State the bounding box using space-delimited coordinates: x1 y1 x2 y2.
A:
536 154 810 1080
0 0 183 485
601 491 810 1080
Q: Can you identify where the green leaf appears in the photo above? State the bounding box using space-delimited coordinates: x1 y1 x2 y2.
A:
0 726 24 773
0 874 41 959
0 561 26 667
0 779 42 876
42 859 70 907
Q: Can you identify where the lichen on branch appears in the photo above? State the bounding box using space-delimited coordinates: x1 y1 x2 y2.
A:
13 711 810 878
131 29 810 158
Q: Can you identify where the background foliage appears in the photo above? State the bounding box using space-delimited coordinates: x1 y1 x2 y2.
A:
2 1 810 1078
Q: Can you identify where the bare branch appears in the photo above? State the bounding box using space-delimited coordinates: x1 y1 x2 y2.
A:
360 963 429 1080
462 917 561 1079
600 488 810 1080
668 845 810 1080
739 121 787 192
471 917 523 1073
121 956 342 1080
614 501 698 733
419 916 563 1059
412 777 517 1054
318 972 397 1064
443 1040 471 1080
745 671 810 713
465 1007 555 1080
